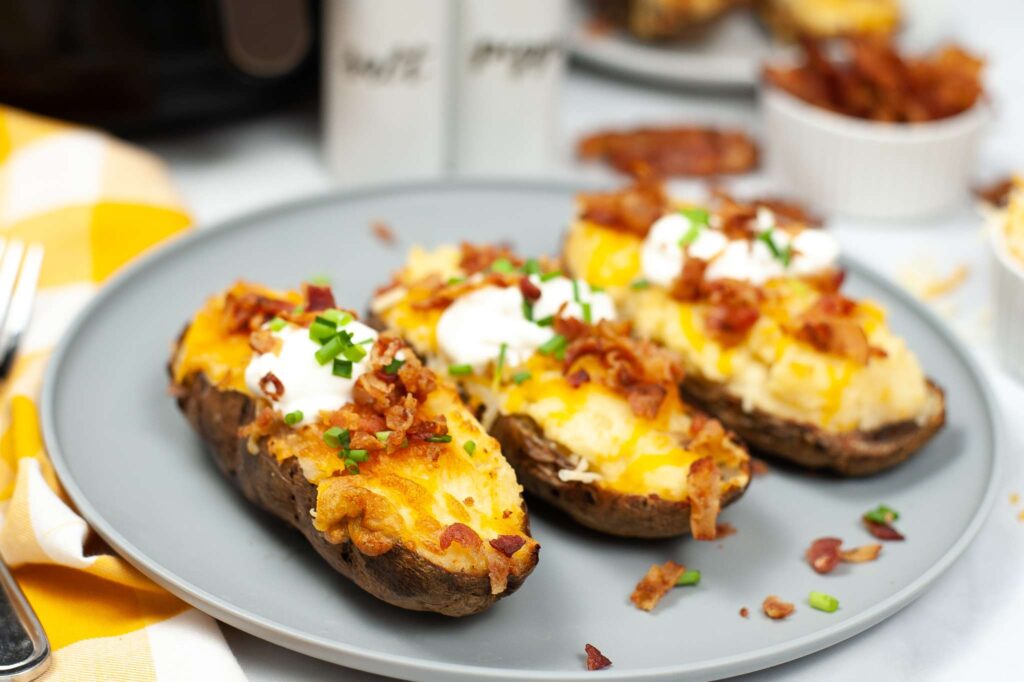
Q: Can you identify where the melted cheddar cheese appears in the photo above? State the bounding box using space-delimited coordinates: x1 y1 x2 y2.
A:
564 220 936 433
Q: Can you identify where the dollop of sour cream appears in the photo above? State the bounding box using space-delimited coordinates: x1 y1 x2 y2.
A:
640 208 840 287
436 275 615 370
244 319 379 425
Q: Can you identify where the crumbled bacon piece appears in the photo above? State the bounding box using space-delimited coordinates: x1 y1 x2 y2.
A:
864 519 905 541
249 329 280 354
258 372 284 401
439 523 482 551
739 607 750 618
715 522 737 538
806 537 843 574
577 180 668 236
669 258 708 302
630 561 686 612
804 268 846 294
489 535 526 557
625 384 666 419
841 544 883 563
763 596 795 620
223 290 293 333
303 283 336 312
567 369 591 388
371 220 395 244
975 177 1016 208
687 457 721 540
792 293 883 364
459 242 521 275
577 126 759 179
519 276 542 302
702 280 762 346
585 644 612 671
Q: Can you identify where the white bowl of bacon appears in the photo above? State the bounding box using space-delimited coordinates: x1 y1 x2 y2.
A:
761 40 991 221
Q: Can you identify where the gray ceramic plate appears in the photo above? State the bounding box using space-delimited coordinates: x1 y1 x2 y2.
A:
42 181 1000 681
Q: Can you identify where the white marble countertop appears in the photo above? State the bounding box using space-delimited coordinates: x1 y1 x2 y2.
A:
145 2 1024 679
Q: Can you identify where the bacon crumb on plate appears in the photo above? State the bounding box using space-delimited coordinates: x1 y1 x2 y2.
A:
864 519 905 541
806 537 842 574
739 607 750 618
763 596 795 620
840 544 883 563
371 221 396 245
630 561 686 612
751 458 770 477
585 643 612 671
715 522 737 538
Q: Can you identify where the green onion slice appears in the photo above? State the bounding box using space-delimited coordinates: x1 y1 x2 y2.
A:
344 460 360 475
494 343 508 383
384 358 405 375
309 275 331 285
448 363 474 376
540 270 562 282
447 276 466 285
323 426 349 449
283 410 303 426
315 334 347 365
347 449 369 463
535 315 554 327
309 322 337 343
571 278 581 302
679 222 703 247
426 434 453 443
321 309 352 326
332 359 353 378
341 343 367 362
522 259 541 275
512 370 532 385
538 334 567 358
268 317 287 332
809 591 839 613
463 440 476 456
581 301 592 324
863 505 900 524
630 279 650 290
491 258 515 274
676 569 701 587
522 300 534 321
375 431 392 443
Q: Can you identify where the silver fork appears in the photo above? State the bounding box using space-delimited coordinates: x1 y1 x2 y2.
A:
0 239 49 681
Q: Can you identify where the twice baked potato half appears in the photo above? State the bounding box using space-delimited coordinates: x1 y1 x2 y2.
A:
563 182 945 476
369 244 751 539
756 0 900 42
170 281 538 616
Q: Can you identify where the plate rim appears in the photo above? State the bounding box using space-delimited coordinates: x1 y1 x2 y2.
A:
40 179 1004 681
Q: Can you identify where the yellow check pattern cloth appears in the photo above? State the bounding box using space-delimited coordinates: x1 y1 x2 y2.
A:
0 106 245 681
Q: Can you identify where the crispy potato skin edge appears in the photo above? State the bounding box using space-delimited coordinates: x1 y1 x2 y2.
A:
490 414 751 539
679 375 947 477
172 367 537 617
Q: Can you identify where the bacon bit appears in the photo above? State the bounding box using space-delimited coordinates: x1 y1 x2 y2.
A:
688 412 710 437
489 535 526 557
715 522 737 538
463 497 474 507
792 294 879 364
630 561 686 612
763 596 795 620
258 372 285 400
702 280 762 346
751 458 770 477
238 404 279 441
459 242 522 275
519 276 542 302
975 177 1016 208
626 384 666 419
439 523 482 551
804 268 846 294
567 369 591 388
577 126 759 179
687 457 722 540
249 329 280 354
739 607 750 618
806 537 843 574
840 544 883 563
371 220 395 244
577 180 668 236
304 283 336 312
223 290 293 333
669 257 708 302
864 519 905 541
502 509 513 519
585 643 612 671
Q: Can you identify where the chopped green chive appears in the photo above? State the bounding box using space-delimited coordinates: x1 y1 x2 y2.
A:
758 229 792 267
356 337 374 345
680 206 710 225
315 334 347 364
522 259 541 275
535 315 554 327
463 440 476 456
344 460 360 475
347 449 369 463
283 410 304 426
591 285 605 293
581 301 593 324
426 434 453 443
571 278 581 303
538 334 568 359
341 343 367 362
675 569 701 587
522 300 534 321
448 363 474 376
809 591 839 613
314 315 338 329
630 279 650 290
864 505 900 525
540 270 562 282
309 321 337 343
321 309 352 326
447 276 466 285
268 317 287 332
323 427 349 449
679 222 703 247
494 343 508 383
491 258 515 274
332 359 353 378
292 305 306 315
512 370 532 385
375 430 392 443
384 358 405 375
309 275 331 285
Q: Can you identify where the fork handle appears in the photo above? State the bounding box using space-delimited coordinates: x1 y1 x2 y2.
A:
0 559 49 681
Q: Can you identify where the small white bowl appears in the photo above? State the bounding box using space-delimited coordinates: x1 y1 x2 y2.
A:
990 219 1024 383
762 85 990 220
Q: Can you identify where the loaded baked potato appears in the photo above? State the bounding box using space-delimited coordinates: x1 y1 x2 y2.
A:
170 281 538 616
369 244 751 539
563 182 945 476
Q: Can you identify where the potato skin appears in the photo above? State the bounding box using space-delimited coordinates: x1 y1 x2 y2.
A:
679 375 947 477
173 370 536 617
490 413 750 539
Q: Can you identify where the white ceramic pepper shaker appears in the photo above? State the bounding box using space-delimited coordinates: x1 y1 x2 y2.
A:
322 0 454 187
452 0 569 176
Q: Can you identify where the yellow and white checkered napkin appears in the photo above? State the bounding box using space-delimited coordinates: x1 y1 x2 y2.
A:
0 106 245 681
